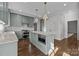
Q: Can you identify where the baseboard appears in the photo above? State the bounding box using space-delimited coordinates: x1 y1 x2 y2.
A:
55 33 75 40
55 37 65 40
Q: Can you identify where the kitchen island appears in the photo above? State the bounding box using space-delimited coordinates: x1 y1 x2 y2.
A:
0 31 18 56
29 31 55 55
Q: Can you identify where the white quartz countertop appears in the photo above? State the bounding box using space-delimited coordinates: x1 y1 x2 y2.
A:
31 31 55 36
0 31 18 45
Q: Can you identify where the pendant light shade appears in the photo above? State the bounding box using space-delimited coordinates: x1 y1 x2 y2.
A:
34 9 39 23
43 14 48 20
34 17 38 23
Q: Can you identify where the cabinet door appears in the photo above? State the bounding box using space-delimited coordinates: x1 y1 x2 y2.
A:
46 35 54 55
30 33 35 42
0 42 17 56
10 13 22 26
15 31 22 39
0 2 9 25
0 2 3 20
29 32 38 44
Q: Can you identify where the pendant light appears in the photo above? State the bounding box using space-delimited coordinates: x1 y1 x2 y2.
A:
43 2 48 20
42 2 48 32
34 9 39 23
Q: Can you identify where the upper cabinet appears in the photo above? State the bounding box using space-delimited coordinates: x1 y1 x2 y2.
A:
10 13 34 27
10 13 22 27
0 2 10 25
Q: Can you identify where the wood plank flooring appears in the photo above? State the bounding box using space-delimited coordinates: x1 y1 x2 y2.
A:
18 39 46 56
54 33 79 56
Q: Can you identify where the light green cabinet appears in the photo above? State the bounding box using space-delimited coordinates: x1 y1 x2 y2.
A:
15 31 22 39
0 42 17 56
10 13 34 27
10 13 22 26
0 2 3 20
0 2 9 25
29 32 54 55
29 32 38 43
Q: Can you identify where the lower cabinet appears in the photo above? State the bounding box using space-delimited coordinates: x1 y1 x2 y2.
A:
15 30 30 40
29 32 54 55
0 42 17 56
15 31 22 39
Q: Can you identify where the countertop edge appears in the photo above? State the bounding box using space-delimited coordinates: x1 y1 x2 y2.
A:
0 40 18 45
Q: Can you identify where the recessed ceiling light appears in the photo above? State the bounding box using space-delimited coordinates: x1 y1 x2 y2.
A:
64 3 67 6
19 10 22 12
47 11 50 14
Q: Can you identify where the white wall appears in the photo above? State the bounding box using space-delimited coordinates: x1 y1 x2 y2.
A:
78 18 79 40
77 3 79 40
64 10 79 39
46 3 79 40
46 14 64 40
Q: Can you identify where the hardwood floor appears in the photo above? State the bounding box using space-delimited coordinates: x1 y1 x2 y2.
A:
18 33 78 56
18 39 46 56
67 33 78 49
54 33 79 56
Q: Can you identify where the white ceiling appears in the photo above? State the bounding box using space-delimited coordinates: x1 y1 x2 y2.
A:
8 2 79 17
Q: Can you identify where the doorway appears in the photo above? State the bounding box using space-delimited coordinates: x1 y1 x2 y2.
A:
67 20 78 50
